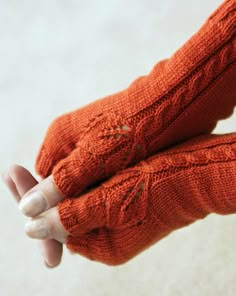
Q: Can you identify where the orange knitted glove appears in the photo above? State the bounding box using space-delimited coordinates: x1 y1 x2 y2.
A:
58 133 236 265
35 0 236 199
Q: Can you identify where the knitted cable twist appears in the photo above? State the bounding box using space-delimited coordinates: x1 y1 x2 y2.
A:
35 0 236 200
58 133 236 265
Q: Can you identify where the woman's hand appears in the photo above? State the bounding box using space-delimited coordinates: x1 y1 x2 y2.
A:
4 132 236 266
2 166 66 267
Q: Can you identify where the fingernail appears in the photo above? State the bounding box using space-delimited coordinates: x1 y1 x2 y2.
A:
44 260 54 268
19 191 48 216
24 219 49 239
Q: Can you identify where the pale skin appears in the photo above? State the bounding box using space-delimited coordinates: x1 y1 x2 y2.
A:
2 164 70 268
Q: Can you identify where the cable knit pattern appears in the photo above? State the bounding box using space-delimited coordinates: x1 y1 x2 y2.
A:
30 0 236 266
35 0 236 199
58 133 236 265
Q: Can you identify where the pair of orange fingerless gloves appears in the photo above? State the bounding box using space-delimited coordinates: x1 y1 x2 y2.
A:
35 0 236 265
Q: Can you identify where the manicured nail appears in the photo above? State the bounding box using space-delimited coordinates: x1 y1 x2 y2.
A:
19 191 48 216
24 219 49 239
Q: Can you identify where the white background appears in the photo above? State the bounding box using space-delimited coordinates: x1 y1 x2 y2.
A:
0 0 236 295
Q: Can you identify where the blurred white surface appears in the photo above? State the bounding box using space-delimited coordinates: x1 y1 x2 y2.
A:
0 0 236 295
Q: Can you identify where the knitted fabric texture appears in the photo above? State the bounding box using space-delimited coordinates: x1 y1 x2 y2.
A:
58 133 236 265
35 0 236 199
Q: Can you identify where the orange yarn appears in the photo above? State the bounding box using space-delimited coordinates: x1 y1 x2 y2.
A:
36 0 236 199
59 133 236 265
35 0 236 265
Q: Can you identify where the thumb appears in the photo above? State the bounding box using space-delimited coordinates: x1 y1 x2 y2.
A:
19 174 64 217
2 164 63 267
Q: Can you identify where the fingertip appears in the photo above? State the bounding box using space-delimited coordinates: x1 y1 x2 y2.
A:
1 169 13 189
39 239 63 268
6 164 38 198
8 164 32 185
1 168 22 202
8 163 25 176
1 169 8 182
44 260 59 269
